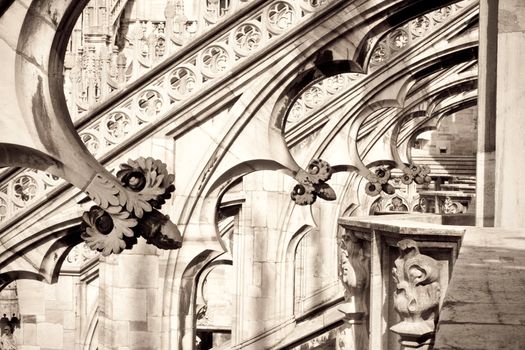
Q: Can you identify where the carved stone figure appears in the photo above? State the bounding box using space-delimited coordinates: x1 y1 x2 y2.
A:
337 230 370 350
389 196 408 212
442 196 463 214
0 325 16 350
339 231 369 313
414 197 428 213
390 239 440 349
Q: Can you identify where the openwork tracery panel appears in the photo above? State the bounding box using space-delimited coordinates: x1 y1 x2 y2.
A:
369 0 472 70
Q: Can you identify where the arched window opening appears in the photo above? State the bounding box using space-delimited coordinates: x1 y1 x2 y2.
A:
195 263 233 349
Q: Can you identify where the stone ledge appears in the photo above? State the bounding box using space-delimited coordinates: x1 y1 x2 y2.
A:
434 227 525 350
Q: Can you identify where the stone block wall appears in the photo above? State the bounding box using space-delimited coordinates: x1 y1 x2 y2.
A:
97 239 162 350
416 106 478 156
16 276 76 350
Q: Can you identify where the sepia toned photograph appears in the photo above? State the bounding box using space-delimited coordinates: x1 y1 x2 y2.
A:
0 0 523 349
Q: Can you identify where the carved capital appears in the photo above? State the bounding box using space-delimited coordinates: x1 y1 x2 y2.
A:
390 239 440 349
291 159 336 205
81 157 181 255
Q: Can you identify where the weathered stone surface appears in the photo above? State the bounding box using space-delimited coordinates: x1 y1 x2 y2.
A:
434 228 525 350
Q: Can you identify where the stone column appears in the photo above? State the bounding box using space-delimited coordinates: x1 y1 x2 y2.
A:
478 0 525 227
476 0 498 227
98 239 161 349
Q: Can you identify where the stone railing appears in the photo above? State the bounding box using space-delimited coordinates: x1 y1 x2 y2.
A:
337 214 465 350
0 0 335 230
368 0 473 70
64 0 330 120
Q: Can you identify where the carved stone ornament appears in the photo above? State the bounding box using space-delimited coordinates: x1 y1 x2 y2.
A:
337 230 370 350
290 159 336 205
364 164 431 197
82 157 182 255
364 167 395 196
339 230 369 314
441 196 464 214
399 164 432 186
390 239 440 349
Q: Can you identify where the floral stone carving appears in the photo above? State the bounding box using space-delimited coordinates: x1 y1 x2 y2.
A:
290 159 336 205
364 164 431 197
391 239 440 349
82 157 181 255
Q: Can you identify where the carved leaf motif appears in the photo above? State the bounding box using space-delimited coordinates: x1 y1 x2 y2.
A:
85 174 120 209
81 206 138 256
117 157 176 217
315 182 336 201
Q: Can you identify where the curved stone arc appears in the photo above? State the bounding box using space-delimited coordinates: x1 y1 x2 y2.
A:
403 124 435 164
0 0 338 228
360 59 477 161
0 0 466 230
0 144 63 173
348 48 474 170
284 13 476 175
391 75 478 143
212 2 478 260
433 94 477 128
399 93 477 176
170 0 396 238
361 0 478 72
174 249 225 349
12 0 108 190
2 1 182 253
201 160 296 250
0 214 84 290
396 93 477 162
291 28 478 187
389 111 430 173
294 64 474 198
374 75 477 174
38 228 84 284
354 6 478 142
274 225 316 324
352 52 477 167
164 2 478 348
175 0 478 250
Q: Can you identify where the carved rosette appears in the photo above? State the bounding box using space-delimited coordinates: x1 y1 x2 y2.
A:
82 157 181 255
390 239 440 349
364 164 431 197
290 159 336 205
